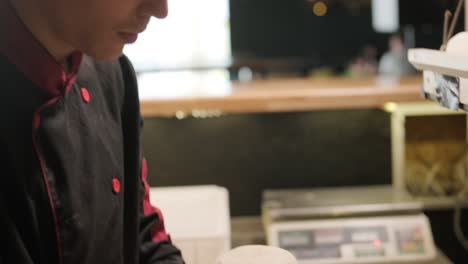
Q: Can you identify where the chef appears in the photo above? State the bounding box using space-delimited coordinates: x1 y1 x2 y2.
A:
0 0 184 263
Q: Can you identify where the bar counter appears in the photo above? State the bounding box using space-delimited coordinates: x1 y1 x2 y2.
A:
138 72 424 117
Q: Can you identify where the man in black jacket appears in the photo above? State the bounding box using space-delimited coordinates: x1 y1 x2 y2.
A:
0 0 184 263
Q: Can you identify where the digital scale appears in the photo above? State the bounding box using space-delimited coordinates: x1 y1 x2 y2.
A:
262 185 452 264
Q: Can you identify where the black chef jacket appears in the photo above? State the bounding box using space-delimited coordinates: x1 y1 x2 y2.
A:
0 1 184 263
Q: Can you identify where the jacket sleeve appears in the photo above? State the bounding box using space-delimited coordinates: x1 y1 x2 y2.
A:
138 157 184 264
118 54 184 264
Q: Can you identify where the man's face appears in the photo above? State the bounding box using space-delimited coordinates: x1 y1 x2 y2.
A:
41 0 168 60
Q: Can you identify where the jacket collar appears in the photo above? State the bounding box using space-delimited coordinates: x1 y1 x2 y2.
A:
0 0 83 96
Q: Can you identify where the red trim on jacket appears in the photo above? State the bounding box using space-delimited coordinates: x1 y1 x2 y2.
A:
32 97 64 264
141 159 170 242
0 0 82 96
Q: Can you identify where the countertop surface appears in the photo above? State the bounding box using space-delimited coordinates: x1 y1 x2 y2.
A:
138 71 424 117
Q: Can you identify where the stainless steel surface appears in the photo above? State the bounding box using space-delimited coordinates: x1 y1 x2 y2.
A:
263 185 422 221
412 195 468 210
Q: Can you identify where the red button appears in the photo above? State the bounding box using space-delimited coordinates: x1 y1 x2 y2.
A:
81 88 90 103
112 178 121 194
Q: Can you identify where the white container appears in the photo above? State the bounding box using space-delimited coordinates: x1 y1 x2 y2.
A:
150 185 231 264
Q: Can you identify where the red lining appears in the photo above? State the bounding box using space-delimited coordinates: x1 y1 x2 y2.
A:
141 159 169 242
32 97 64 264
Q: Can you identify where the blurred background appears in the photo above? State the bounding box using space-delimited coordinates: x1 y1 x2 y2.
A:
125 0 461 78
124 1 468 263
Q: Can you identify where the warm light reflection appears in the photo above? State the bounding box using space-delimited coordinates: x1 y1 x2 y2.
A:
137 70 232 100
313 1 328 17
383 102 398 112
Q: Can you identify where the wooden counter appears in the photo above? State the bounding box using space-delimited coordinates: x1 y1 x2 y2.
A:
139 72 424 117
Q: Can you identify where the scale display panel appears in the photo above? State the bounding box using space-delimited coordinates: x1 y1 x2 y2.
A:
268 214 436 264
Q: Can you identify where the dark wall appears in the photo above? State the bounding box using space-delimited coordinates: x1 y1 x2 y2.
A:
230 0 385 67
142 109 392 216
229 0 463 72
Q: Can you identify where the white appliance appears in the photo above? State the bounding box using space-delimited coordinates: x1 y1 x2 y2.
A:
150 185 231 264
408 0 468 110
262 185 452 264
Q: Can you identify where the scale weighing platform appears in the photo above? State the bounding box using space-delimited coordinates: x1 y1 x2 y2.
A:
262 185 452 264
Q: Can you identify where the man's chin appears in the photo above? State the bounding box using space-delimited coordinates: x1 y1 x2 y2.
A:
87 46 124 61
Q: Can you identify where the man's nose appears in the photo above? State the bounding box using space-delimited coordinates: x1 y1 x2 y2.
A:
138 0 168 19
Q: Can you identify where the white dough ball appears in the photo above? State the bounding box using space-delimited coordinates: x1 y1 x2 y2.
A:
216 245 297 264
